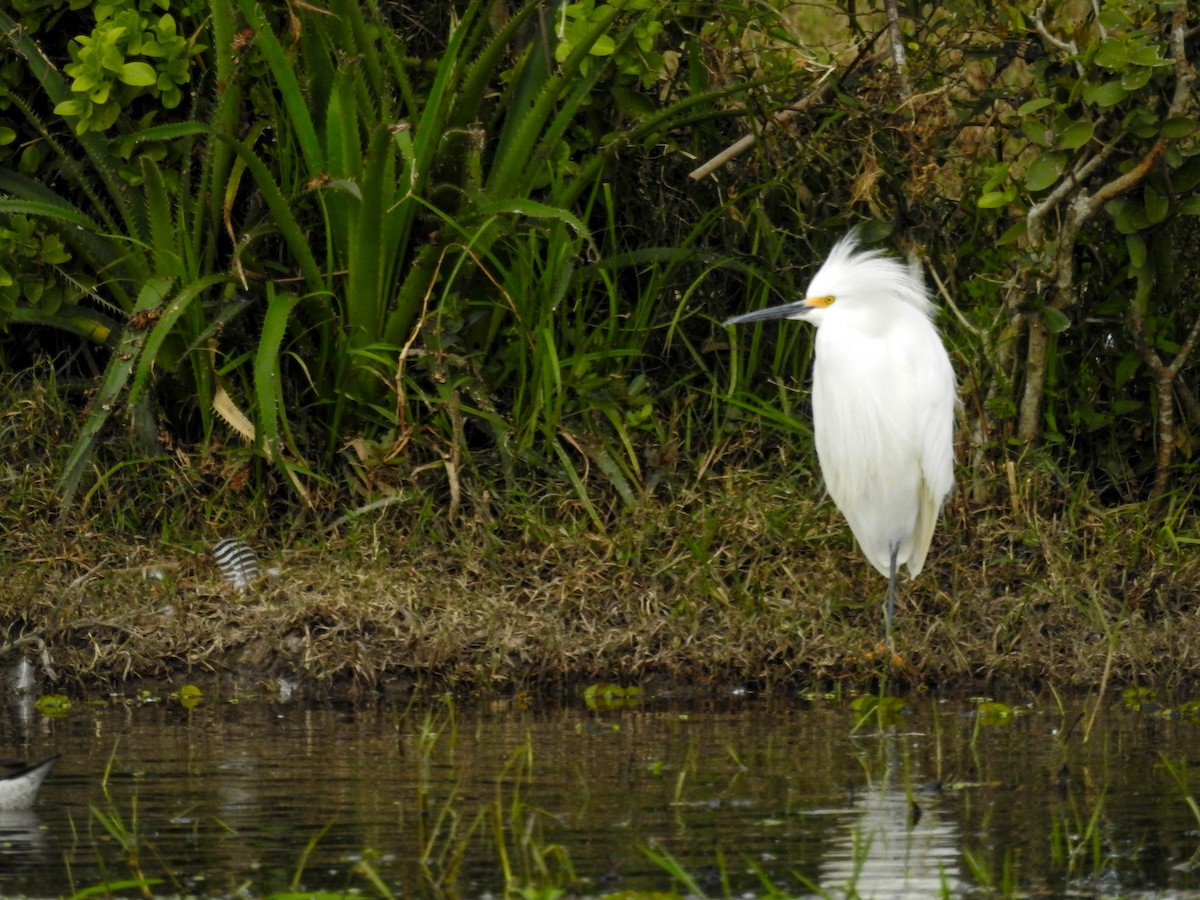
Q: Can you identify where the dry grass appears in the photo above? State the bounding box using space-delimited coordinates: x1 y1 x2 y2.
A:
2 372 1199 698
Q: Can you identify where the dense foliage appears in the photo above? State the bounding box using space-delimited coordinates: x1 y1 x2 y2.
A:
0 0 1196 521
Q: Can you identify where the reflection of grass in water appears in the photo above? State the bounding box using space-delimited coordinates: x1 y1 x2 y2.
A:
492 733 579 897
410 701 478 894
642 838 912 900
70 698 584 899
56 694 1200 900
962 845 1018 898
1048 797 1103 876
74 743 167 899
1158 754 1200 866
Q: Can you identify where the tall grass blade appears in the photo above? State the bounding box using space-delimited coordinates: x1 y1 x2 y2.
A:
233 0 324 174
127 274 232 409
254 287 311 502
57 277 175 507
223 136 325 294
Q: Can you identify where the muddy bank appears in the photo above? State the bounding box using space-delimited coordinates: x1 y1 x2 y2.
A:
4 477 1199 699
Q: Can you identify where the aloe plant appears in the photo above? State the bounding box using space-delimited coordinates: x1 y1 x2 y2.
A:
2 0 792 512
219 0 772 511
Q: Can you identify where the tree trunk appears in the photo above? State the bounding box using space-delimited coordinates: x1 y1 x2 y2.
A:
882 0 911 97
1018 314 1049 444
1129 300 1200 511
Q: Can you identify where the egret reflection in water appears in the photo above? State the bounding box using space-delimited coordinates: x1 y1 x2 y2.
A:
819 730 962 898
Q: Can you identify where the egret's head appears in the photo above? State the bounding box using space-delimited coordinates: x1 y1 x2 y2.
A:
723 232 932 329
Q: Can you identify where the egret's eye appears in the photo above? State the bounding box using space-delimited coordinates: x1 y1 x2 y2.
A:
805 295 835 308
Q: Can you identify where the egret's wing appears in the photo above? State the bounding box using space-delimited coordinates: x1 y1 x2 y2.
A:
813 324 926 580
907 329 957 576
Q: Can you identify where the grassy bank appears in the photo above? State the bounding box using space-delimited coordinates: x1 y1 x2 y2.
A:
3 375 1199 698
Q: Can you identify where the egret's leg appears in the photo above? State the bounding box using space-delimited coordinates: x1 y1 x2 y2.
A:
884 544 899 649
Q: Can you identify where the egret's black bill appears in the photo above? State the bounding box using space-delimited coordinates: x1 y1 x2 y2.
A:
722 300 810 326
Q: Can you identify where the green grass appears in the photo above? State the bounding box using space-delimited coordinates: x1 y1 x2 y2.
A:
2 359 1199 694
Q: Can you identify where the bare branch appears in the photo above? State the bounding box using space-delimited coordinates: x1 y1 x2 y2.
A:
688 41 887 182
1034 1 1081 73
1025 139 1117 241
1167 312 1200 379
688 75 834 181
883 0 911 97
1167 4 1196 117
923 250 981 339
1087 138 1169 212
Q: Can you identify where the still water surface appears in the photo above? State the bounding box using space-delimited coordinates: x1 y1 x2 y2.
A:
3 688 1200 898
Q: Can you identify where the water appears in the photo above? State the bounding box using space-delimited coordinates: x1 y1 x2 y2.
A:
3 688 1200 898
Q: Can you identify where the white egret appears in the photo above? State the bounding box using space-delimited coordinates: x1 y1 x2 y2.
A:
724 233 956 644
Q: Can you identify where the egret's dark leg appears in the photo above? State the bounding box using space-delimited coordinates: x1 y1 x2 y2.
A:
884 544 899 649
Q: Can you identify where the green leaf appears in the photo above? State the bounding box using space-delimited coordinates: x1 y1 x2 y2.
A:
255 286 309 499
1094 38 1127 69
998 221 1027 245
611 87 656 119
23 278 44 304
1042 306 1071 334
127 120 208 142
1160 117 1198 139
1129 116 1159 140
473 197 594 241
1174 157 1200 193
128 274 231 408
118 61 157 86
1129 45 1169 67
977 190 1012 209
1024 152 1066 192
1121 66 1153 90
590 34 616 56
1144 184 1168 224
0 197 101 230
57 276 175 507
1083 80 1128 107
234 0 324 174
1023 119 1051 147
1179 195 1200 216
1018 97 1054 116
1097 7 1126 29
1056 121 1094 150
975 701 1014 723
1115 353 1140 391
1125 233 1146 269
1105 197 1148 234
224 135 324 292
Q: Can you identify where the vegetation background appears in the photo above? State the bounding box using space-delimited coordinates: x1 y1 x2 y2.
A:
0 0 1197 692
